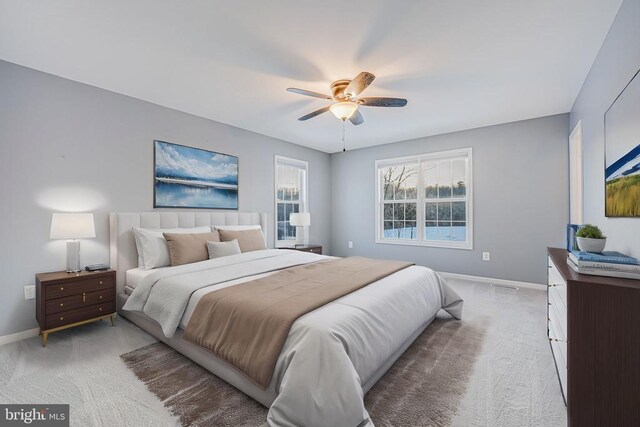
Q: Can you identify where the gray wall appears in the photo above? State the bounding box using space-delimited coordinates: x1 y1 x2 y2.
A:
0 60 331 336
330 114 569 284
570 0 640 259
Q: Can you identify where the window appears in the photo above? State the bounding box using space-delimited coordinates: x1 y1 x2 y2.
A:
275 155 308 247
375 148 472 249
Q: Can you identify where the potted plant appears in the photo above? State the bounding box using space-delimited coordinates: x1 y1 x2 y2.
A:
575 224 606 253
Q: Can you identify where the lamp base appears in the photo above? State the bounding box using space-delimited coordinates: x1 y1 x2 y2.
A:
66 240 81 273
295 226 310 248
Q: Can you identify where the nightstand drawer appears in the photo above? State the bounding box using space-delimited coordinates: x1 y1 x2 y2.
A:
46 288 114 314
45 276 114 300
45 301 115 330
282 245 323 254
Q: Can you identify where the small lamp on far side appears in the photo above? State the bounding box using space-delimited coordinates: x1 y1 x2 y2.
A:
289 212 310 247
50 213 96 273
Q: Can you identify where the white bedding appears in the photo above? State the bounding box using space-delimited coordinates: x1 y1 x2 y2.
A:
125 267 168 289
123 249 463 427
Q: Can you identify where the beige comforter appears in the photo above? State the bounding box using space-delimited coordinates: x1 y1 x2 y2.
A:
183 256 413 389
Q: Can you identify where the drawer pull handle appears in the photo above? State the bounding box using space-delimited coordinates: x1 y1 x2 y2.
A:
60 317 64 321
60 287 64 291
99 296 103 300
99 308 103 312
99 281 103 285
549 337 567 343
549 284 563 288
59 303 64 307
82 293 86 303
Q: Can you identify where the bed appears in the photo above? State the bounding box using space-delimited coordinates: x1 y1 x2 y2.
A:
110 211 463 427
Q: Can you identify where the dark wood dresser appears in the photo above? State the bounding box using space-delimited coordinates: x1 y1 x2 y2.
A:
36 270 116 347
547 248 640 426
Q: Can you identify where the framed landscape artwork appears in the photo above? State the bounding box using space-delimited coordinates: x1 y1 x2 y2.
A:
604 69 640 217
154 140 238 209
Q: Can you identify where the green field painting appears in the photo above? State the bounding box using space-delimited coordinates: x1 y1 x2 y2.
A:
605 174 640 217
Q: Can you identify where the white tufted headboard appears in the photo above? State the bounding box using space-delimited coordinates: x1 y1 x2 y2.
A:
109 211 268 295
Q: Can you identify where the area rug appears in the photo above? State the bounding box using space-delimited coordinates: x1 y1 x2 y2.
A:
120 317 486 427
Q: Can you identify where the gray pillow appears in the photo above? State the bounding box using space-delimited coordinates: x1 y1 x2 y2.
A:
207 239 242 259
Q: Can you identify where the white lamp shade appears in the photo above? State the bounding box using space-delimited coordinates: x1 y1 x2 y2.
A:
330 101 358 120
50 213 96 239
289 212 310 226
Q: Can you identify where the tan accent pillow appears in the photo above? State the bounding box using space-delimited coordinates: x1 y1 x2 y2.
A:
163 232 220 266
218 228 267 252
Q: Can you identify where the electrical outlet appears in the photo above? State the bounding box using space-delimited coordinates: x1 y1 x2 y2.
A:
348 241 354 249
482 252 490 261
24 285 35 300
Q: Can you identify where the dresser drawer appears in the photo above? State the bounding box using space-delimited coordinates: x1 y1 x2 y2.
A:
550 333 568 398
307 247 322 254
549 318 568 368
549 296 567 343
549 287 567 338
46 288 114 314
548 257 567 307
45 301 115 330
45 276 114 300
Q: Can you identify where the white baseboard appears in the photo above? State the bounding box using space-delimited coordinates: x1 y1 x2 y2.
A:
0 327 40 346
438 272 546 291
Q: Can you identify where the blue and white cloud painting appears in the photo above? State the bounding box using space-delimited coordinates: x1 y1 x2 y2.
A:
154 140 238 209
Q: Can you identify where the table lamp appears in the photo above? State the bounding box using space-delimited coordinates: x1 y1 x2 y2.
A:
50 213 96 272
289 212 310 247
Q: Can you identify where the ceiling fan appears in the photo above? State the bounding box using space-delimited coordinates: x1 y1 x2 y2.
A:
287 72 407 125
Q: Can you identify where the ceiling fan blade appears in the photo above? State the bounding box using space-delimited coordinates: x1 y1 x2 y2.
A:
298 105 331 121
359 97 408 107
349 110 364 125
287 87 332 100
344 72 376 98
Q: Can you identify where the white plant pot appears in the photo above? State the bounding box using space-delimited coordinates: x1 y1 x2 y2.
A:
576 237 606 253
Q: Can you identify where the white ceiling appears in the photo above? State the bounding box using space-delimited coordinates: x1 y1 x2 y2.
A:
0 0 622 153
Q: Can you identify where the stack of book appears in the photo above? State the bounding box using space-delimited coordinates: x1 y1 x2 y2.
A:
567 250 640 279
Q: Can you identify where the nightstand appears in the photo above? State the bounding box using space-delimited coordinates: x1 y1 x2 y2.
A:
35 269 116 347
283 245 322 255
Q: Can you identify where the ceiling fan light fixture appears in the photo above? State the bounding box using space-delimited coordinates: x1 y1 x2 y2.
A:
330 101 358 120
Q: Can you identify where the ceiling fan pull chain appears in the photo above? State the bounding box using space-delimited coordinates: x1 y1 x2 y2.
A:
342 119 346 152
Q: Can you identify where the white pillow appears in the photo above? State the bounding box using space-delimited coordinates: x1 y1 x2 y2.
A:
132 226 212 269
206 239 242 259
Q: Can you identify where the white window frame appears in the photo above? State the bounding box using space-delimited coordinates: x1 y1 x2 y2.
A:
569 120 583 224
375 147 473 250
274 155 309 248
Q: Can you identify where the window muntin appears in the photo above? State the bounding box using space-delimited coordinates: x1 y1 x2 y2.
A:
275 156 308 246
376 148 472 249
